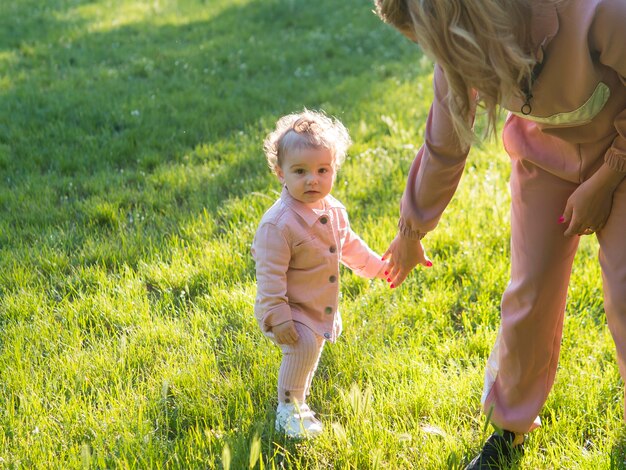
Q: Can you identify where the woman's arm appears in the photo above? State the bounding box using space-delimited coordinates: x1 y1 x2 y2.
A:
385 64 473 286
591 0 626 175
561 0 626 236
398 65 473 239
561 163 625 236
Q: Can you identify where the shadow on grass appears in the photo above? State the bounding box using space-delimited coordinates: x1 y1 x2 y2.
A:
1 0 421 171
0 1 431 462
0 0 431 291
0 0 427 255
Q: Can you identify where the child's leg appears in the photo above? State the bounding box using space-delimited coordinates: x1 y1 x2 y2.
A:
278 322 325 404
482 158 580 434
303 340 324 400
597 177 626 419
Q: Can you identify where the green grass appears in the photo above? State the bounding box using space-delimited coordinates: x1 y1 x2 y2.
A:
0 0 623 468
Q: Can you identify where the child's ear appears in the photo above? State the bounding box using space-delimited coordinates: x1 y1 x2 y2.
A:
275 166 285 183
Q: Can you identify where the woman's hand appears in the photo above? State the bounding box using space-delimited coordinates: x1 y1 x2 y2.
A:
382 234 432 288
561 165 623 236
272 320 299 344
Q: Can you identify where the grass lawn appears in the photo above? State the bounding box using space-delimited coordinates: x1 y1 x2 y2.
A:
0 0 624 468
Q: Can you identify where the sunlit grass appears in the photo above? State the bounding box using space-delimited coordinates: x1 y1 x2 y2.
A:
0 0 623 468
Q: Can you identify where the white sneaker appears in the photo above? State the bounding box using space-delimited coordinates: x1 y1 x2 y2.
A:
275 402 323 439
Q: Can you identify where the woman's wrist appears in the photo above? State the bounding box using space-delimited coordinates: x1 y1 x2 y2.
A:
397 218 427 240
591 163 625 192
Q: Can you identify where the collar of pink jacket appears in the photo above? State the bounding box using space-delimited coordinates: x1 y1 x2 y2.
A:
280 186 345 227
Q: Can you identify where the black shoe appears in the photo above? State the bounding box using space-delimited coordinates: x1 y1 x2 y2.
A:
465 430 524 469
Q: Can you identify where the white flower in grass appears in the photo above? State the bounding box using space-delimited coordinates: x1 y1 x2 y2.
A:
131 110 140 117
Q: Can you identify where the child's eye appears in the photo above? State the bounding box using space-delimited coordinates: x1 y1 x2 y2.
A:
295 169 305 175
319 168 328 174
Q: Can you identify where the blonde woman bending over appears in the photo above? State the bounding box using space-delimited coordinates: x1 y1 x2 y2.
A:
375 0 626 468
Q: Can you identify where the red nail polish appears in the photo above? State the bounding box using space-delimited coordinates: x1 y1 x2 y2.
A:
387 278 391 283
558 216 565 223
390 284 395 289
384 271 389 275
426 261 433 267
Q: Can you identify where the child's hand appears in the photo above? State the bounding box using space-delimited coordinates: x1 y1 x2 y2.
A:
272 320 300 344
377 260 391 280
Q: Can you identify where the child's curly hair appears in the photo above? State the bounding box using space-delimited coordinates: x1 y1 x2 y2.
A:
263 109 352 175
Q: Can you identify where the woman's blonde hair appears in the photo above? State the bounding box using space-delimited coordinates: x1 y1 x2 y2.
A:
375 0 546 147
263 109 352 175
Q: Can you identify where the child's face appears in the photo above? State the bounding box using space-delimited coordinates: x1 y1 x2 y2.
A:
277 147 335 208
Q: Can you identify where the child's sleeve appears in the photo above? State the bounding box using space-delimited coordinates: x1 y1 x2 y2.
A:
252 222 292 332
340 220 387 280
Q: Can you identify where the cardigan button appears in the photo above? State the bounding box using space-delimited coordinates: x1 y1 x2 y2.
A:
320 216 328 224
329 246 336 253
324 306 333 314
323 333 331 339
329 275 337 283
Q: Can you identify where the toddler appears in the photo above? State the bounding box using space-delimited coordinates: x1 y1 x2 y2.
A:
252 110 389 438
